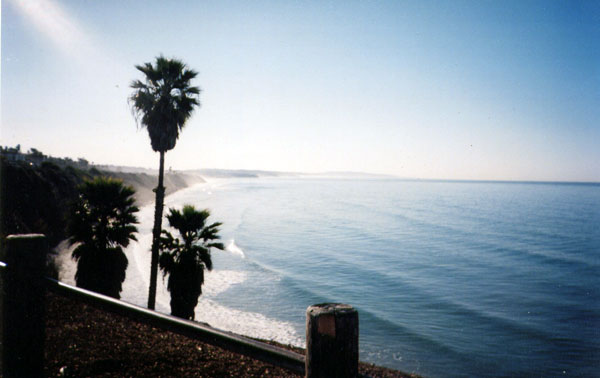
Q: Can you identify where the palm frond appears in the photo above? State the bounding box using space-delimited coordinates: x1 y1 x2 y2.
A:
206 242 225 251
129 55 200 152
67 177 139 299
158 204 223 319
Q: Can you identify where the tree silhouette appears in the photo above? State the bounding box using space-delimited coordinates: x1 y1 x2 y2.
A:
129 55 200 310
159 205 224 319
68 177 139 299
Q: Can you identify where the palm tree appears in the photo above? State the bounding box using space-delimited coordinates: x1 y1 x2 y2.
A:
68 177 139 299
159 205 224 320
129 55 200 309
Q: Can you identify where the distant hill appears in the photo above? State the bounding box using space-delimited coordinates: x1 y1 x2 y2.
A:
187 168 296 178
96 164 392 180
302 171 397 179
186 168 392 179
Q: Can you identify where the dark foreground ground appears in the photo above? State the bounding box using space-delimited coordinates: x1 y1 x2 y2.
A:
45 292 418 377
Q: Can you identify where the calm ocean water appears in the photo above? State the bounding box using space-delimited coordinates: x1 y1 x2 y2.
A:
59 177 600 377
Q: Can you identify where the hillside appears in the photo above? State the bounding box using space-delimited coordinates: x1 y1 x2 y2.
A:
0 159 92 247
0 158 201 248
106 170 204 206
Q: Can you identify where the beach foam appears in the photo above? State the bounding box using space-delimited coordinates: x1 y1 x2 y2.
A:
194 299 304 347
225 239 246 258
54 190 304 348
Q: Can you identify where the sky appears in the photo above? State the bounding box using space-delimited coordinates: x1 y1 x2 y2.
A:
2 0 599 182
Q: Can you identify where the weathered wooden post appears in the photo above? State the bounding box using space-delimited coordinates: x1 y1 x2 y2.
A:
1 234 48 378
306 303 359 378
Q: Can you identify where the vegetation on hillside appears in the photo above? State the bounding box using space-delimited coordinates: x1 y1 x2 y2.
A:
0 157 95 248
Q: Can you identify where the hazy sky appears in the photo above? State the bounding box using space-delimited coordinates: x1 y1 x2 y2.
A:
2 0 599 181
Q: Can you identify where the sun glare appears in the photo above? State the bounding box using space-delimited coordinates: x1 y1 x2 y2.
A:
9 0 89 58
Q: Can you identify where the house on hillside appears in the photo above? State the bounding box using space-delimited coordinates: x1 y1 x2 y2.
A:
0 145 25 162
26 148 48 165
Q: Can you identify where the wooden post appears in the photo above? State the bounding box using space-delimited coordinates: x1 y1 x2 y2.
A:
306 303 358 378
2 234 48 378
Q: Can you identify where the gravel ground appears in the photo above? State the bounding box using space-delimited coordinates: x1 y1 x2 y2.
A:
44 292 419 377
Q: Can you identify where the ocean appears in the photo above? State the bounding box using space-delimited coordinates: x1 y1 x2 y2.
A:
57 177 600 377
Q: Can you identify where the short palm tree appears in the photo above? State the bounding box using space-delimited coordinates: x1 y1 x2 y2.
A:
159 205 224 320
68 177 139 299
129 55 200 309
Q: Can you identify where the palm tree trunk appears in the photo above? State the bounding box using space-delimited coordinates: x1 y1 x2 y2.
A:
148 151 166 310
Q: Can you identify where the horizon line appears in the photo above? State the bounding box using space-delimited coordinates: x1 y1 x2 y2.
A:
95 164 600 185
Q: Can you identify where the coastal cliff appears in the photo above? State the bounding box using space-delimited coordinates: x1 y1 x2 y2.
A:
0 158 202 247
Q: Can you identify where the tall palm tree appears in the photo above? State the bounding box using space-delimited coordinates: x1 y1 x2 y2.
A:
68 177 139 299
129 55 200 309
159 205 224 320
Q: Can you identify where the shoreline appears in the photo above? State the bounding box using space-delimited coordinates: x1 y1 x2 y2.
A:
45 291 418 377
50 172 420 376
48 174 419 376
